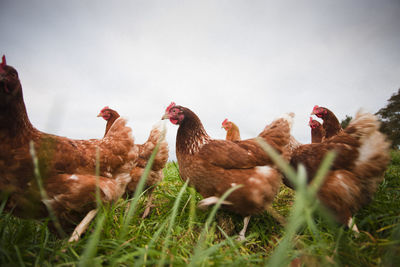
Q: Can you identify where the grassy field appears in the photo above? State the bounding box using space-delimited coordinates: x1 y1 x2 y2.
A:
0 150 399 266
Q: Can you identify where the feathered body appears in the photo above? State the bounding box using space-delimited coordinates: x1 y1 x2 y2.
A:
98 106 169 218
286 135 303 158
0 57 147 232
288 111 390 225
123 121 169 209
98 107 169 196
163 103 292 217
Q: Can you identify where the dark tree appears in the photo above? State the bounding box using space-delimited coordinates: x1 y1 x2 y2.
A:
340 115 352 129
376 88 400 148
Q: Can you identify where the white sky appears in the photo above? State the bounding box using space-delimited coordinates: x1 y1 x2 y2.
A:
1 0 399 160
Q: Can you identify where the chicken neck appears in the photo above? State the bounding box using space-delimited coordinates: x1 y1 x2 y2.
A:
176 108 211 155
311 126 323 143
0 89 37 143
322 110 341 139
226 123 241 141
104 111 120 137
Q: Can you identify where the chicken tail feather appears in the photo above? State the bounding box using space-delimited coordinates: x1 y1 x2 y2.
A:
345 111 391 206
258 112 294 153
138 121 169 171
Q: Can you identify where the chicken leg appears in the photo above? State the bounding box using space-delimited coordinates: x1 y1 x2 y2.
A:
236 216 251 241
347 217 360 234
68 209 98 242
141 188 156 219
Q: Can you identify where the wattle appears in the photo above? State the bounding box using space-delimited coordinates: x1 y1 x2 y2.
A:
170 118 178 125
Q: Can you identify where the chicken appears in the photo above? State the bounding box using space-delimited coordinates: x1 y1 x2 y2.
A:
221 119 241 141
97 106 120 137
0 56 156 240
288 111 391 231
162 102 292 240
311 105 342 140
309 117 324 143
98 106 169 218
220 117 300 161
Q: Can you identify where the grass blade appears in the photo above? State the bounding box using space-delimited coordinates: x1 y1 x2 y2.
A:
78 212 106 267
256 138 337 266
157 181 189 267
29 141 66 238
189 184 242 266
119 141 160 240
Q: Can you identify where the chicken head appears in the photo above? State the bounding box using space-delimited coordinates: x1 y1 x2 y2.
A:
221 118 232 130
0 55 23 108
311 105 328 118
162 102 184 125
308 117 321 129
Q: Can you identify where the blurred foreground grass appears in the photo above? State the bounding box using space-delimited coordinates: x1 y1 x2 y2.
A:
0 150 399 266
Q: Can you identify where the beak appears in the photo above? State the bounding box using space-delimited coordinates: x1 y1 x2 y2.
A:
97 113 102 117
310 111 315 115
161 113 170 120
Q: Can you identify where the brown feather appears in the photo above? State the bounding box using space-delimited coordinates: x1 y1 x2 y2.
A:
98 107 169 203
309 119 324 143
313 106 343 140
223 120 241 141
165 105 292 217
287 111 390 225
102 108 120 137
0 62 137 232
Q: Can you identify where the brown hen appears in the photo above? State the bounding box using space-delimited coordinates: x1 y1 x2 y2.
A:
311 105 342 140
0 56 150 240
98 106 169 218
288 111 390 231
97 106 120 137
162 102 292 240
221 119 241 141
309 117 325 143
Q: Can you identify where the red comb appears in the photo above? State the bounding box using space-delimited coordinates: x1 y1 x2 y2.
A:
222 118 228 126
100 106 110 113
1 55 6 67
0 55 6 72
312 105 319 112
309 117 313 124
166 102 176 112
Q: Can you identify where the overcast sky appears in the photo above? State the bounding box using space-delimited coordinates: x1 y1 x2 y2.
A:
1 0 399 160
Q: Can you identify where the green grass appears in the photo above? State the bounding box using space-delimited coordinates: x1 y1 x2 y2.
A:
0 150 399 266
